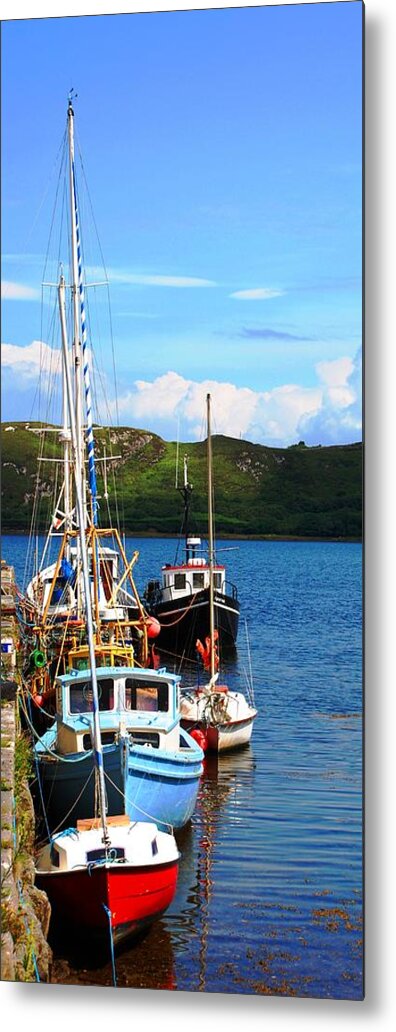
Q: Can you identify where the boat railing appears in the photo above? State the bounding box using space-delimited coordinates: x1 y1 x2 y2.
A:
221 580 238 602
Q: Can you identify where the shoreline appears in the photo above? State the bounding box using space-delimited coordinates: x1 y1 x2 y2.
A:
1 529 362 543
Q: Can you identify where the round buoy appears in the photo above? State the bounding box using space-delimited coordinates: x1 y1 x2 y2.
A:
146 616 161 639
33 694 43 708
190 728 209 752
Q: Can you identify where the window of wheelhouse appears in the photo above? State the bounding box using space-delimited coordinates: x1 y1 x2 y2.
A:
174 573 186 590
192 572 205 589
69 678 115 713
213 571 223 589
125 678 169 713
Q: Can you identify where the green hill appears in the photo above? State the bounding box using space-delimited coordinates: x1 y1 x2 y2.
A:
1 422 362 539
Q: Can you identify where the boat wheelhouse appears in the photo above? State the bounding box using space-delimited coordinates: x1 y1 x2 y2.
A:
34 664 204 832
145 532 240 657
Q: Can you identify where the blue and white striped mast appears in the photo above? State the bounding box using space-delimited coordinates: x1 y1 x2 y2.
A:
67 94 98 527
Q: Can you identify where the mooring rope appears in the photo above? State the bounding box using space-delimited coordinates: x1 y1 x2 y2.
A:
102 904 117 987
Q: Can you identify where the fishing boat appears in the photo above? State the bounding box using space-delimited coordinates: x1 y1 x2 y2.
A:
33 663 203 833
20 95 203 832
35 254 179 946
180 395 257 753
35 816 180 947
143 453 240 658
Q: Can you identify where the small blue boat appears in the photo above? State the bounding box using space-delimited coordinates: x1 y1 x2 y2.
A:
34 665 204 833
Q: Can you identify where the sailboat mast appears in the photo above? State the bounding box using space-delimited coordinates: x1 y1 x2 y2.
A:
58 274 110 849
67 99 85 525
207 393 216 682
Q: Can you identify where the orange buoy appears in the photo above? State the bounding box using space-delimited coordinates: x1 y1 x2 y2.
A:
146 616 161 639
196 631 219 672
190 728 209 752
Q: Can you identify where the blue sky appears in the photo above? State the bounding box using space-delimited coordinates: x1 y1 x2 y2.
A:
2 2 363 445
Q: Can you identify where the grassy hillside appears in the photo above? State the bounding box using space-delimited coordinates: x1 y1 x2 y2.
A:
1 422 362 538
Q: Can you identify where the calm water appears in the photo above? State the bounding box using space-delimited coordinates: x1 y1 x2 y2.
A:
3 535 363 999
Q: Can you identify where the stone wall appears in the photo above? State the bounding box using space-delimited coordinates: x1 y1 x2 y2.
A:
1 694 52 982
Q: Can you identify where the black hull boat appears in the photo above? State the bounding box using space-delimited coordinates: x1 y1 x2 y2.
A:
144 454 240 659
145 583 240 656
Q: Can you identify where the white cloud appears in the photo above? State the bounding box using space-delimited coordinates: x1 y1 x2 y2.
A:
3 339 362 447
1 281 40 301
316 356 354 388
298 349 362 445
2 340 62 380
229 287 284 300
111 350 361 446
88 266 216 289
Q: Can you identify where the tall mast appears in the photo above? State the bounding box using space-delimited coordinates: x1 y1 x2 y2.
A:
207 394 216 682
67 97 84 524
67 96 98 528
58 273 109 849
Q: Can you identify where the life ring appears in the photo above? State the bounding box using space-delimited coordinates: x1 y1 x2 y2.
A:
30 649 46 669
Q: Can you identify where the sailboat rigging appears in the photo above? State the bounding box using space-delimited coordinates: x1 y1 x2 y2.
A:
180 395 257 752
19 97 153 701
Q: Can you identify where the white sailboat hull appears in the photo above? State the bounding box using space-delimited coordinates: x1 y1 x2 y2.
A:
180 687 257 754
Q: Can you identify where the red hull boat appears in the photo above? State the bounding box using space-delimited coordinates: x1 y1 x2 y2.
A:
36 818 180 947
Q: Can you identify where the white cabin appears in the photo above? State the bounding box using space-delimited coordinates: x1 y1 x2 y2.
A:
157 536 225 602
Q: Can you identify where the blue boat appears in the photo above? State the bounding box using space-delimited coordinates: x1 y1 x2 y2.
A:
34 665 204 833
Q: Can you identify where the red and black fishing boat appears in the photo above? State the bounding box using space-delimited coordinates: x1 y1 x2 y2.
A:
144 455 240 657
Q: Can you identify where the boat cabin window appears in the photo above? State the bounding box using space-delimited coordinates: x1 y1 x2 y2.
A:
213 572 222 589
69 678 115 713
86 847 125 863
125 678 169 713
192 572 205 589
174 573 186 590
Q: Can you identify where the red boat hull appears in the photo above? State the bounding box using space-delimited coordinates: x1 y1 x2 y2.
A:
36 860 179 946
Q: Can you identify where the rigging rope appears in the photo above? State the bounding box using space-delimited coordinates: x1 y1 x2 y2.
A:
102 904 117 987
72 160 98 524
157 590 199 628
